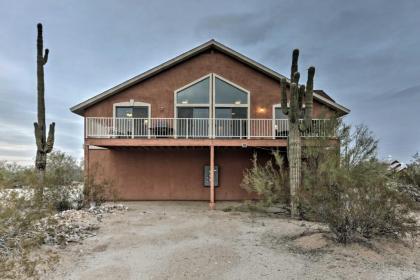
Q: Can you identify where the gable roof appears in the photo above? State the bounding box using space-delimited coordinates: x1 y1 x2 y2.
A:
70 39 350 116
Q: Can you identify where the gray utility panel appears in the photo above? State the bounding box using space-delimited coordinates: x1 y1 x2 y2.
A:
204 165 219 187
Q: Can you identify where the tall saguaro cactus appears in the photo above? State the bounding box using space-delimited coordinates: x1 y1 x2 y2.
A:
34 23 55 201
280 49 315 218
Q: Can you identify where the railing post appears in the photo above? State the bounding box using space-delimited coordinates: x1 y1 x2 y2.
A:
131 118 134 139
173 118 177 139
186 119 189 139
247 119 250 139
240 120 242 139
147 118 151 139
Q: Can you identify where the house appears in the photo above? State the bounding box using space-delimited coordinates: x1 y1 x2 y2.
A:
70 40 349 207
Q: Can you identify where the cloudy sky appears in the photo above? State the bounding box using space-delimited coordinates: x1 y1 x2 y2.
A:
0 0 419 164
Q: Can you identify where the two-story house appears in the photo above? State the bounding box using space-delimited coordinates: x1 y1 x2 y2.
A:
70 40 349 207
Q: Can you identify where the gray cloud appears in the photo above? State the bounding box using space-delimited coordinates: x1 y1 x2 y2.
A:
0 0 419 163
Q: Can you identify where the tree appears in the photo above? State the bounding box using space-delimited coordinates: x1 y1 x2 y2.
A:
34 23 55 203
279 49 315 218
339 123 378 168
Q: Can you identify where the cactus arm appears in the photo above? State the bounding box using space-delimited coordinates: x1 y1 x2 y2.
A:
299 66 315 132
43 49 49 65
44 122 55 153
298 85 305 111
291 49 299 83
44 123 55 153
34 122 43 150
280 78 289 115
289 83 299 123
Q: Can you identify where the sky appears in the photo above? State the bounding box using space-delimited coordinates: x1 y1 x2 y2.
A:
0 0 419 165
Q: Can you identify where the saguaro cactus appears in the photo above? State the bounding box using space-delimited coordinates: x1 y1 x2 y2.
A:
34 23 55 201
280 49 315 218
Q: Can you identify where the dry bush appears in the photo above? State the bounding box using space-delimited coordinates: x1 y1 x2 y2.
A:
397 153 420 204
241 151 289 207
0 151 83 278
300 123 418 243
83 163 119 207
0 191 56 279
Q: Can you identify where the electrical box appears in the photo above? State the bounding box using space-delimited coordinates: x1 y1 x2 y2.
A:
204 165 219 187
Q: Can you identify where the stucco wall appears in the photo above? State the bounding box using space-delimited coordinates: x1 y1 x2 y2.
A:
88 147 277 201
84 49 335 119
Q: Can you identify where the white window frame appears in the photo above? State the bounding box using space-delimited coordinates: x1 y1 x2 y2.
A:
173 73 251 139
174 74 212 138
213 74 250 139
113 99 151 138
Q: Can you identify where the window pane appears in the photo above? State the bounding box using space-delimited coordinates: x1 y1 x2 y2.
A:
133 107 149 118
177 107 209 118
232 107 247 119
177 107 193 118
215 78 248 104
215 108 231 119
215 107 247 119
176 107 209 138
176 78 210 104
215 107 247 137
193 108 209 118
116 107 133 118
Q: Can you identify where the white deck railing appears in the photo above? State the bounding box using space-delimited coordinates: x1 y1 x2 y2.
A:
86 117 335 139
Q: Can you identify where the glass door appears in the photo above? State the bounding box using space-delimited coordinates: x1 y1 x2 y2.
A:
215 107 247 138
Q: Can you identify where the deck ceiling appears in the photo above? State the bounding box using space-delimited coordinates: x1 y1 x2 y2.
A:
86 138 288 149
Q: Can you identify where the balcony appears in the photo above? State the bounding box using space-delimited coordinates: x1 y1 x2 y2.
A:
86 117 335 140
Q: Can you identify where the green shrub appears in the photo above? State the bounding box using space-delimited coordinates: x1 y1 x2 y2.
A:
300 123 418 243
397 153 420 203
241 151 289 207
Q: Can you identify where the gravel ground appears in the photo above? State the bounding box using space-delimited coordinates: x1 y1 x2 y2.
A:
44 202 420 280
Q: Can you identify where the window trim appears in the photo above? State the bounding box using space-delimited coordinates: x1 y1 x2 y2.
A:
174 74 212 108
113 100 151 119
173 73 251 138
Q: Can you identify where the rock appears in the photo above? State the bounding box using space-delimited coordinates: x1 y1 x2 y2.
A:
32 203 128 246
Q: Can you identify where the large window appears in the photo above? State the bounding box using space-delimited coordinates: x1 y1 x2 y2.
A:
215 77 248 104
175 74 250 138
176 78 210 105
214 76 249 138
175 76 211 137
114 102 150 137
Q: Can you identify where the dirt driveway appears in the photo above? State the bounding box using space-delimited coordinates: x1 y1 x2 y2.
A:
47 202 420 280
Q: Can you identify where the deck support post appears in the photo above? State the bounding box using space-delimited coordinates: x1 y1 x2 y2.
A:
209 145 215 209
84 144 90 193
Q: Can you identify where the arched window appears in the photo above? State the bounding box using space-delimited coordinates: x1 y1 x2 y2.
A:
174 74 250 138
176 77 210 105
214 77 248 105
175 75 211 137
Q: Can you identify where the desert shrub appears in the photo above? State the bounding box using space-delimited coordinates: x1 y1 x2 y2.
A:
0 151 84 212
83 163 118 207
241 151 289 207
0 162 35 189
300 123 418 243
396 153 420 203
43 151 84 211
0 191 55 279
